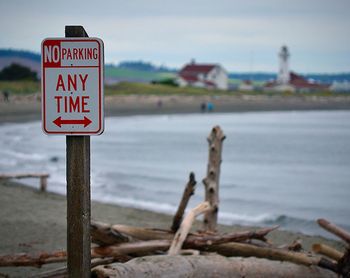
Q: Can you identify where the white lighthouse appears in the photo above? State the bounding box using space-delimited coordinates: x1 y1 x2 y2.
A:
277 45 290 84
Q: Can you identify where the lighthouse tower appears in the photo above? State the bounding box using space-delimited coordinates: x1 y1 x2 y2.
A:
278 45 290 84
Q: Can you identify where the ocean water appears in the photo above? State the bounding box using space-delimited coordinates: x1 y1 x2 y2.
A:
1 111 349 238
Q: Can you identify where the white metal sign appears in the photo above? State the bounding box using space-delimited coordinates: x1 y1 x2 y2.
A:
41 38 104 135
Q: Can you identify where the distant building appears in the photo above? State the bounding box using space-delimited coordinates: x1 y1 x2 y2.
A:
278 46 291 85
238 80 254 91
265 46 329 92
330 81 350 92
177 60 228 90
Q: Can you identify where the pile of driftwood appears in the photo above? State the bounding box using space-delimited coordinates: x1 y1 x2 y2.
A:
0 126 349 277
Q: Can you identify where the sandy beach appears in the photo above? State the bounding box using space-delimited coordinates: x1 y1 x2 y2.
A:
0 94 349 277
1 93 350 124
0 180 345 277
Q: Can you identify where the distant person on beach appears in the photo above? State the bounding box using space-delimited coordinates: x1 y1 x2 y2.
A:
157 99 163 109
2 90 9 102
207 102 214 112
200 102 206 112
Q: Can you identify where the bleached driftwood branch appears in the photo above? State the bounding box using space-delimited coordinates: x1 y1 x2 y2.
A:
168 202 211 255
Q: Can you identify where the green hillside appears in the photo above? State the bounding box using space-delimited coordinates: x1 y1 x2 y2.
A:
105 65 175 82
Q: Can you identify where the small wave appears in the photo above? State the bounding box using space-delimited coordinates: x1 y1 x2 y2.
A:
94 194 178 215
219 211 276 225
225 212 315 228
217 212 326 235
1 150 46 161
263 214 315 227
217 211 333 238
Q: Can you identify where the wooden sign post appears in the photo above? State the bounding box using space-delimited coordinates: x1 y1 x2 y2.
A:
42 25 104 277
65 25 91 277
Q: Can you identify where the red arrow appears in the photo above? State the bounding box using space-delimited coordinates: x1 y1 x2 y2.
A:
53 116 92 128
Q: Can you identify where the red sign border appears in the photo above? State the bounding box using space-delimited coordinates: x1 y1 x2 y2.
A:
41 38 104 135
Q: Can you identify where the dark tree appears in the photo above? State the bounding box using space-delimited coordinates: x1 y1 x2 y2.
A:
0 63 38 81
151 78 178 87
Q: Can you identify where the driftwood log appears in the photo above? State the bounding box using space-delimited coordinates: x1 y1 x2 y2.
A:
93 240 170 258
189 225 278 247
312 243 344 261
91 221 131 246
338 250 350 278
92 255 337 278
317 218 350 277
111 224 173 241
92 227 279 258
203 126 225 232
206 242 337 272
0 251 67 268
92 221 278 248
0 249 129 268
317 218 350 245
34 257 115 278
0 173 49 192
170 172 197 232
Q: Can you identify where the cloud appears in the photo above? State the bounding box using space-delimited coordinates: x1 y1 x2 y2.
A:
0 0 349 72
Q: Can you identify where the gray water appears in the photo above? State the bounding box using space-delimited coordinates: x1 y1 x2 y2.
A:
1 111 349 237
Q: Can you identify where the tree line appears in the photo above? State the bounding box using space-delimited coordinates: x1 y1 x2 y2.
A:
0 63 38 81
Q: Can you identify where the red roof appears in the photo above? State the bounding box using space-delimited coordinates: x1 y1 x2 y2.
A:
289 72 329 89
178 63 218 87
264 72 329 90
180 75 197 82
179 64 216 76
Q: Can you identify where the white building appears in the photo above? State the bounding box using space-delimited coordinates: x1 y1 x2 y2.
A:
177 61 228 90
265 46 329 92
330 81 350 92
238 80 254 91
277 46 290 85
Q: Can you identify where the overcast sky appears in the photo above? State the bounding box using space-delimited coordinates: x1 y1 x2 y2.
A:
0 0 349 73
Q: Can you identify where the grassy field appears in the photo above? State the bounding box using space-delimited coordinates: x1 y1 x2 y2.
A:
0 80 346 97
105 82 233 96
0 80 40 94
106 82 343 97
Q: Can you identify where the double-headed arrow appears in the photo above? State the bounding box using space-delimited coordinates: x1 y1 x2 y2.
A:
53 116 92 128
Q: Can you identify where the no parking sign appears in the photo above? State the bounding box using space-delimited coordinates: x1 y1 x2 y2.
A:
42 38 104 135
